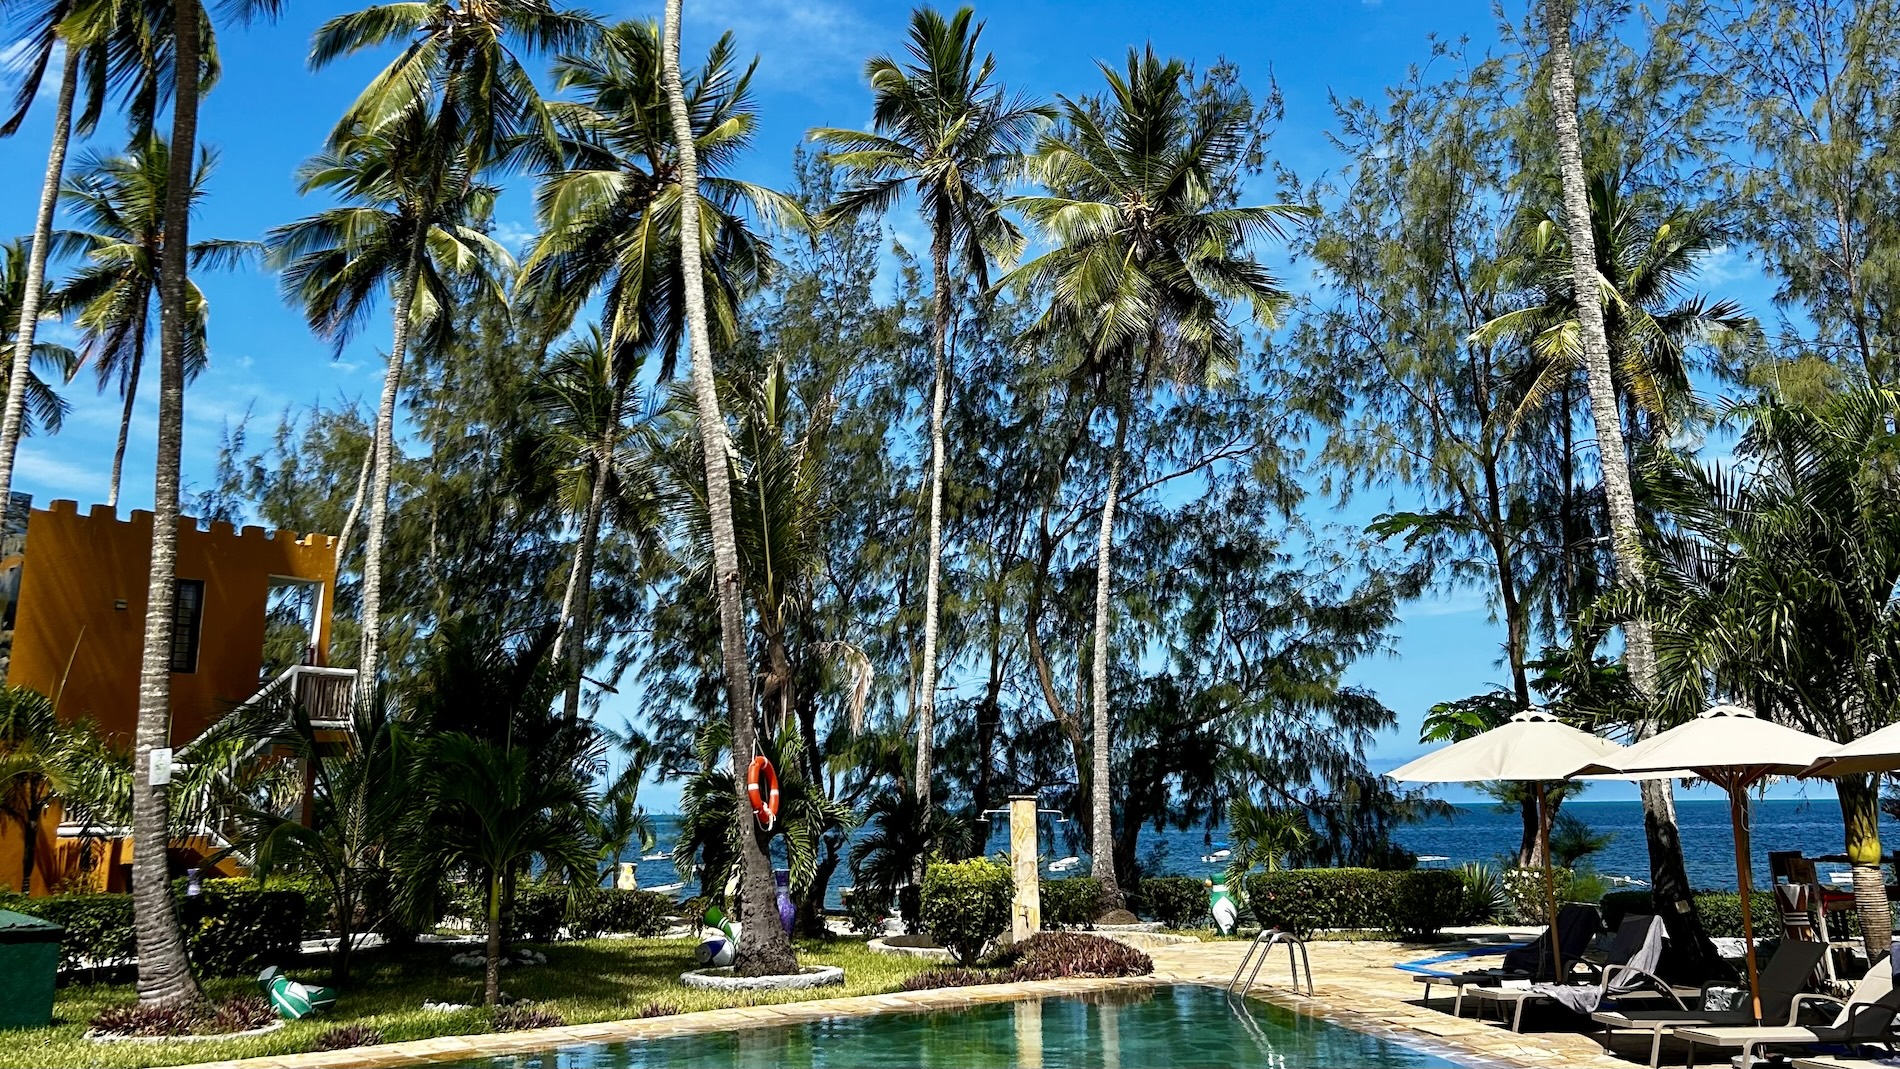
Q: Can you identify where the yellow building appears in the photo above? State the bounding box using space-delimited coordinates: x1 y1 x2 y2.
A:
1 500 345 894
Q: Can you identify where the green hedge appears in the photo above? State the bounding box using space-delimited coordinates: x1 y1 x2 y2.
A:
1132 876 1209 928
0 887 304 976
1600 890 1783 939
454 883 673 941
921 859 1013 963
203 875 335 933
1244 868 1464 937
1039 877 1101 930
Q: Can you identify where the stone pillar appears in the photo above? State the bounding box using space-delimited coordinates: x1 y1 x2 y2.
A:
1013 996 1044 1069
1009 794 1041 942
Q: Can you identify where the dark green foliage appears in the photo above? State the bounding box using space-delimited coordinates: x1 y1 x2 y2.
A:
1601 890 1780 940
177 888 308 977
203 876 335 934
1038 877 1101 930
6 893 137 974
897 885 922 933
1244 868 1462 937
634 1001 681 1019
1132 876 1208 928
900 967 995 991
843 887 891 937
568 889 671 939
919 859 1012 963
203 996 276 1034
491 1003 565 1032
315 1023 386 1050
505 884 572 943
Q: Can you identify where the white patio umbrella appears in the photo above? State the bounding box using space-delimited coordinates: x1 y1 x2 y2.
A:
1804 719 1900 777
1387 708 1625 979
1572 704 1838 1023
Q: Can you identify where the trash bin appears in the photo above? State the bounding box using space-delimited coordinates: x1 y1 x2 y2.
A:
0 908 63 1028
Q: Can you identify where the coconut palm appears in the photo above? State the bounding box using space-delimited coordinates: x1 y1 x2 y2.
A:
1003 47 1306 910
0 241 78 439
266 115 513 693
1474 174 1753 441
808 6 1045 823
529 328 659 721
1539 0 1713 974
304 0 591 700
521 18 796 370
659 0 795 977
0 686 85 892
55 136 255 506
0 0 178 534
1608 387 1900 955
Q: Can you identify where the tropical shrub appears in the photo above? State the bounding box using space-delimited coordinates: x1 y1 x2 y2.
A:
1454 863 1509 924
920 858 1013 962
570 888 670 938
203 875 335 934
5 892 136 974
492 1003 565 1031
8 888 303 977
1039 876 1102 929
844 887 892 936
1003 932 1153 980
1133 876 1209 928
1601 890 1782 939
315 1024 386 1050
1389 870 1466 937
89 995 276 1038
901 967 996 991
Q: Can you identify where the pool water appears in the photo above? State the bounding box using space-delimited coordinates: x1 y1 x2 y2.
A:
447 984 1461 1068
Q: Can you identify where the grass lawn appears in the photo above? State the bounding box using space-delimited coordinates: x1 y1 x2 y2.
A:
1 937 937 1069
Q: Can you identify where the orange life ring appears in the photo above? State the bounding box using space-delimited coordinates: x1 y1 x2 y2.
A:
746 756 780 831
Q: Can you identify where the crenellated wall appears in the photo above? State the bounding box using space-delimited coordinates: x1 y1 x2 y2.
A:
0 502 339 894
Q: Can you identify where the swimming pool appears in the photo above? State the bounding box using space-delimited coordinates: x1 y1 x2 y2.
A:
442 984 1463 1068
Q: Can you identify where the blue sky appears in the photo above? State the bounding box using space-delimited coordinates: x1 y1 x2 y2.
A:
0 0 1806 812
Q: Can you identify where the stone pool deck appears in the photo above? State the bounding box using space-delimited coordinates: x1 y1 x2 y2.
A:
169 940 1637 1069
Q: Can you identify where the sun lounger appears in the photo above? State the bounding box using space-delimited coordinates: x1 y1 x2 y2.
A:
1590 939 1828 1068
1412 902 1602 1015
1677 961 1900 1069
1469 914 1672 1031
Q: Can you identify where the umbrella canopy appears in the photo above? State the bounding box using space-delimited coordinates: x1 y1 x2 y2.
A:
1804 719 1900 777
1388 708 1623 982
1387 708 1624 783
1570 703 1837 1023
1572 704 1837 781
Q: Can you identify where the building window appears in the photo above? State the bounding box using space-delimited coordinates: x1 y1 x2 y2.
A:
171 579 204 673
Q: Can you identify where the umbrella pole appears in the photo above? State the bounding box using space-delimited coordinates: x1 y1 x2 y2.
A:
1727 779 1763 1023
1538 782 1562 980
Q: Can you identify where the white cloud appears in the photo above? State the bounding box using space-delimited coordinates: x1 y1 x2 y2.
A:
1696 244 1756 287
1406 589 1487 618
14 449 103 499
490 220 537 253
688 0 880 90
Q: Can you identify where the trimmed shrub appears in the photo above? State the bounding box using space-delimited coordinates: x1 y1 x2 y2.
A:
901 967 996 991
315 1024 386 1051
178 888 307 976
507 884 571 943
1039 877 1101 930
1243 868 1463 938
568 888 670 939
1390 870 1466 938
920 859 1013 963
1601 890 1781 939
203 875 335 933
1004 932 1152 980
11 893 136 974
1132 876 1208 929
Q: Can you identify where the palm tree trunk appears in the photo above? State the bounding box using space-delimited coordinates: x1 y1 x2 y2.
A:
661 0 795 978
915 207 952 832
332 434 374 584
1088 401 1129 913
556 447 609 722
357 260 417 696
107 300 149 509
484 869 502 1007
132 0 204 1006
0 43 80 533
1542 0 1714 979
1837 774 1891 956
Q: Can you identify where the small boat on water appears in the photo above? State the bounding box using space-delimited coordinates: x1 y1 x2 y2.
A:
1047 856 1081 873
1201 848 1231 864
640 852 669 861
1415 854 1451 864
1607 875 1649 888
645 881 685 893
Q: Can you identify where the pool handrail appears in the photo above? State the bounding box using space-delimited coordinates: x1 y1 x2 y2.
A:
1228 927 1313 998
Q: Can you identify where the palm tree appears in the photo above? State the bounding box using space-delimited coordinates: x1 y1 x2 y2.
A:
808 6 1045 824
0 686 86 892
660 0 795 977
1539 0 1713 974
529 328 658 721
0 241 79 440
0 0 170 533
1614 387 1900 955
1474 174 1753 441
1003 47 1306 911
521 17 795 367
56 136 255 506
305 0 592 698
266 116 513 693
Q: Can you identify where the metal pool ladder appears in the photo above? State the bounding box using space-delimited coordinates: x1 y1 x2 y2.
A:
1227 928 1313 997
